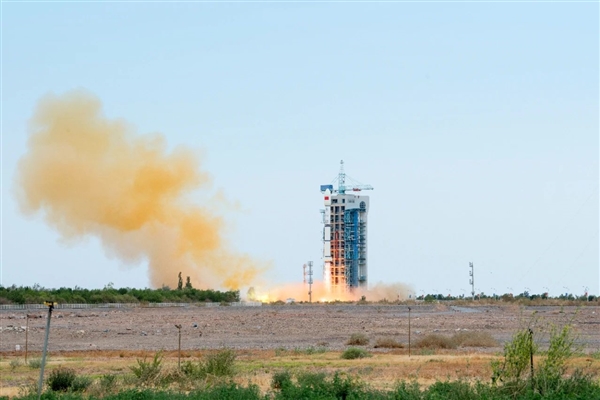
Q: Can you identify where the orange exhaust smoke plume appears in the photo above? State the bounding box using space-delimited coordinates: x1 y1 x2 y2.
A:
249 282 413 302
16 90 264 289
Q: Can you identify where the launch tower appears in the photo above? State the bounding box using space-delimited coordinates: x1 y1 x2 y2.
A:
321 161 373 293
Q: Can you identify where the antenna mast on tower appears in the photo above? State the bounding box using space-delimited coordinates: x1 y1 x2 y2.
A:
338 160 346 194
469 262 475 300
307 261 313 303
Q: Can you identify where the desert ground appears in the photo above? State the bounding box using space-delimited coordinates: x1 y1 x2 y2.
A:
1 303 599 397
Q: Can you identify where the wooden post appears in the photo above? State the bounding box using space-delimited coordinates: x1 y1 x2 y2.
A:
529 328 534 388
175 324 182 370
25 314 30 363
408 307 411 358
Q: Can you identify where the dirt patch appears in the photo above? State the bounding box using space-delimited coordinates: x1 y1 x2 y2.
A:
1 304 598 353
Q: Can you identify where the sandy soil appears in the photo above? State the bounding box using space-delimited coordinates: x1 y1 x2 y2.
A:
1 303 599 354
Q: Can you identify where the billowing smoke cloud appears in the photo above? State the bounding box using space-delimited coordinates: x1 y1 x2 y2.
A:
16 90 264 289
248 281 414 302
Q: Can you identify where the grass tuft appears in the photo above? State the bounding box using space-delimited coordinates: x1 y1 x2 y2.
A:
374 338 404 349
415 334 457 349
346 333 369 346
28 358 42 369
415 331 498 349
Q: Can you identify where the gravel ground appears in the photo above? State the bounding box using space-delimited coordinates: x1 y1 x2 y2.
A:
1 303 598 354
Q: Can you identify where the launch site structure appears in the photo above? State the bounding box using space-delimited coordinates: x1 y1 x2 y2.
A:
321 161 373 293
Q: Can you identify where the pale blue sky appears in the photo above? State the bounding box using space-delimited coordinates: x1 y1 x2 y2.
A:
2 2 598 297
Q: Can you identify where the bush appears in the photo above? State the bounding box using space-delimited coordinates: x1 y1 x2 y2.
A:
271 371 369 399
535 324 580 395
374 338 404 349
93 373 118 396
180 349 237 380
203 348 236 377
9 358 22 371
415 334 457 349
130 352 163 385
71 375 92 392
47 367 76 391
491 328 537 391
271 370 292 390
181 360 201 377
28 358 42 369
346 333 369 346
341 347 372 359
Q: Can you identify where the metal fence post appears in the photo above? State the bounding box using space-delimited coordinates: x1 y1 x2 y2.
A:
37 302 55 400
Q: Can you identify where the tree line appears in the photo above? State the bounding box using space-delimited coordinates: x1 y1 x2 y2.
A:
0 283 240 305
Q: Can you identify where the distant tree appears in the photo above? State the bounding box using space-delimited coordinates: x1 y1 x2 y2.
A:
177 272 183 290
185 276 193 289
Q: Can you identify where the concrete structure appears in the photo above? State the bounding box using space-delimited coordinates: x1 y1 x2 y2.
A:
321 161 373 293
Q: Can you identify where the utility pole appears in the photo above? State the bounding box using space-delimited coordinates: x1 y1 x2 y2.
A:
307 261 313 303
469 262 475 300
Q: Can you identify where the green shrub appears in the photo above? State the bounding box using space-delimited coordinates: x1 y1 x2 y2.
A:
97 373 118 394
491 328 537 391
391 381 423 399
341 347 372 360
271 370 292 390
296 371 328 388
535 324 580 395
9 358 22 371
130 352 163 385
71 375 92 392
274 371 368 399
203 348 236 377
47 367 76 391
181 360 201 377
346 333 369 346
28 358 42 369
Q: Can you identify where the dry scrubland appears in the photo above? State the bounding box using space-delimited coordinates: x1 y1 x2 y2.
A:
1 303 599 397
